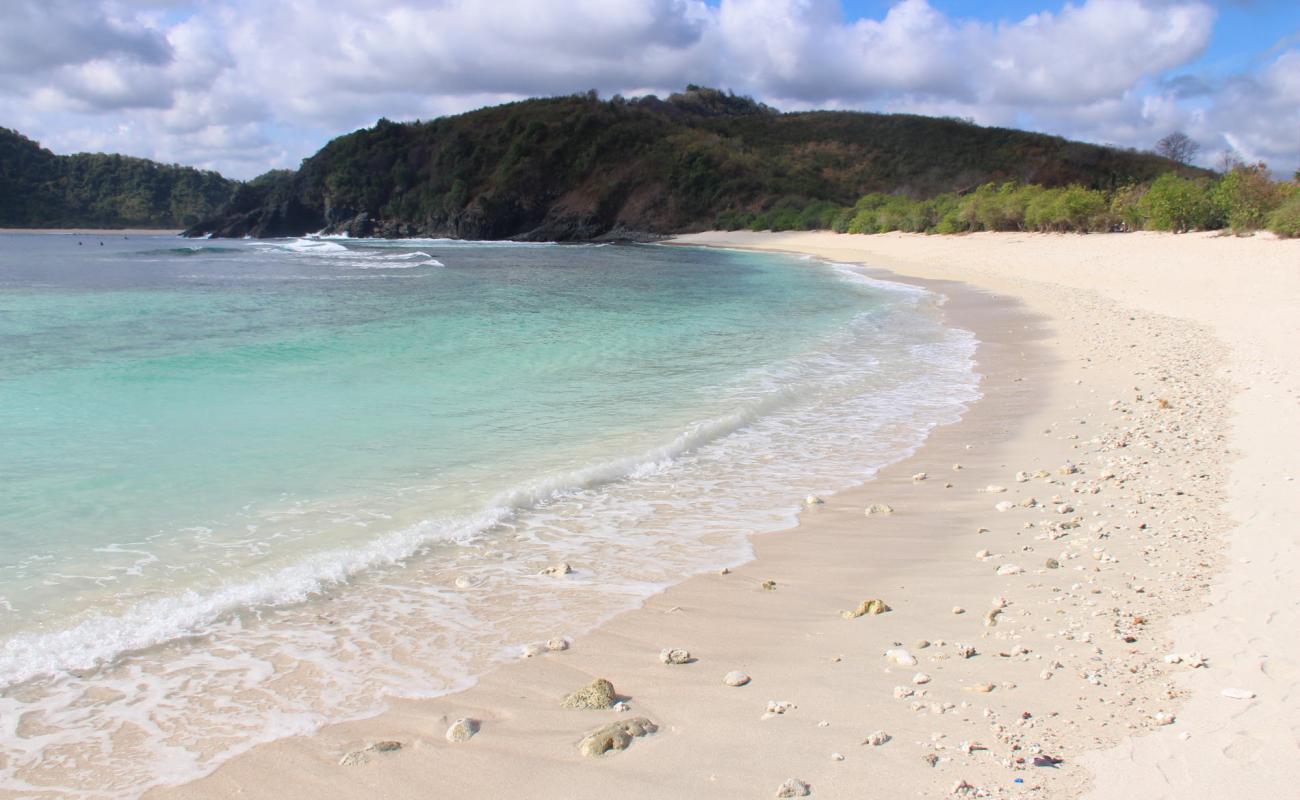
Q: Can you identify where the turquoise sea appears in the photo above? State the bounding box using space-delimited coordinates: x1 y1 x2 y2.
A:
0 233 978 796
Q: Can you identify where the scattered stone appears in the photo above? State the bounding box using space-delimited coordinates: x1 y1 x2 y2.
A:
454 576 475 589
996 564 1025 575
915 639 931 649
724 671 751 687
1045 557 1061 569
967 683 995 693
776 778 811 798
578 717 657 757
1015 471 1030 482
952 606 966 615
718 567 731 575
912 672 932 685
995 501 1016 512
761 580 777 591
985 485 1007 493
886 648 918 667
562 678 617 709
521 643 544 658
805 495 824 506
865 503 894 516
975 549 993 560
1059 463 1079 475
339 739 403 765
831 752 845 762
952 779 977 796
1221 688 1256 700
539 562 573 576
765 700 796 717
659 648 692 665
445 718 477 743
842 598 890 618
983 608 1002 627
913 472 928 482
923 753 940 767
1153 712 1176 726
954 643 977 659
863 730 891 746
546 637 570 652
894 686 914 699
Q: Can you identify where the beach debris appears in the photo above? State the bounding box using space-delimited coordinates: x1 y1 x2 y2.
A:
1059 463 1079 476
1015 471 1030 482
776 778 811 798
1153 712 1176 726
952 606 966 615
996 564 1024 576
1164 652 1208 668
764 700 796 718
718 567 731 575
951 779 978 796
660 648 692 665
915 639 931 649
578 717 657 757
805 494 824 506
546 637 570 652
912 472 928 482
339 740 402 766
995 501 1016 512
454 576 476 589
954 643 977 659
966 683 995 693
886 648 918 667
521 643 544 658
562 678 617 709
923 753 940 767
983 608 1002 627
1221 688 1256 700
912 672 932 685
613 701 630 713
985 485 1007 493
831 752 845 761
761 580 777 591
975 549 993 560
865 503 894 516
539 562 573 576
842 598 890 618
445 718 478 743
724 671 751 687
1045 557 1060 569
863 730 891 746
1033 755 1063 768
894 686 914 699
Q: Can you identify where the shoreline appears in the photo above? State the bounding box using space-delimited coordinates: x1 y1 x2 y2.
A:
32 229 1288 799
0 228 182 236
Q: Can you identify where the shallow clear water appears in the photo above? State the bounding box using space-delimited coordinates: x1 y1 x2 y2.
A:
0 233 979 797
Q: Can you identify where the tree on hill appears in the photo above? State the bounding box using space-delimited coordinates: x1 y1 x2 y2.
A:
1155 131 1199 165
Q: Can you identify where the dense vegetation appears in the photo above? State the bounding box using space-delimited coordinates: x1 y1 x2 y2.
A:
0 128 236 229
720 162 1300 238
186 87 1201 240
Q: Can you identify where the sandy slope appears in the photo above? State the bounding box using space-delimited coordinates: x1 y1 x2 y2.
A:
140 230 1297 800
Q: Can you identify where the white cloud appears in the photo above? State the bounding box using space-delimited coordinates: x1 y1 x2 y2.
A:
0 0 1295 179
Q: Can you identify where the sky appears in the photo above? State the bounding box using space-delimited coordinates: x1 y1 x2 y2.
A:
2 0 1296 180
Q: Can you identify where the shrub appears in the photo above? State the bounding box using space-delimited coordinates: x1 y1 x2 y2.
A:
1138 174 1218 232
1267 192 1300 238
1213 163 1284 232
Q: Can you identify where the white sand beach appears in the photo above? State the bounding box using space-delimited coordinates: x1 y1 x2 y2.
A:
144 230 1299 800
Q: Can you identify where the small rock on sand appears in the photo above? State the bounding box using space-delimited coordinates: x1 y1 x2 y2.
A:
1221 688 1256 700
562 678 617 709
952 606 966 615
539 562 573 576
804 495 824 506
761 580 777 591
841 598 890 618
985 485 1007 493
724 671 751 687
776 778 811 798
996 564 1025 575
995 501 1016 512
912 472 928 482
546 637 570 652
521 643 544 658
445 718 477 743
912 672 931 685
660 648 692 665
578 717 657 757
865 503 894 516
886 648 918 667
1045 558 1060 569
863 730 891 746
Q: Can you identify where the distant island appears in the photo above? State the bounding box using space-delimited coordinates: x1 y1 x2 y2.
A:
0 128 236 230
4 87 1295 239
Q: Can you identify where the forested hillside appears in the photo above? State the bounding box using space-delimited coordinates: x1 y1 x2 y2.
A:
186 87 1200 240
0 129 236 229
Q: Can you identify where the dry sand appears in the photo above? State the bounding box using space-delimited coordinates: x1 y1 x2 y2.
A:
149 230 1299 800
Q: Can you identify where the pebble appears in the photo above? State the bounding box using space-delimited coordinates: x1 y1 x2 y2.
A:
995 563 1025 575
764 700 796 716
660 648 692 665
724 671 751 687
578 717 657 757
886 648 918 667
776 778 811 798
804 494 824 505
445 718 477 743
865 503 894 515
1221 688 1256 700
1153 712 1176 725
863 730 891 746
546 637 569 652
761 580 777 591
842 598 890 618
561 678 617 709
995 501 1016 512
985 485 1008 493
831 752 845 761
521 643 544 658
454 576 475 589
912 672 932 685
539 562 573 576
952 606 966 614
913 472 928 482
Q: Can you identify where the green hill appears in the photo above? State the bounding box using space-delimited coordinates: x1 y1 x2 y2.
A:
0 128 236 229
186 87 1204 241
